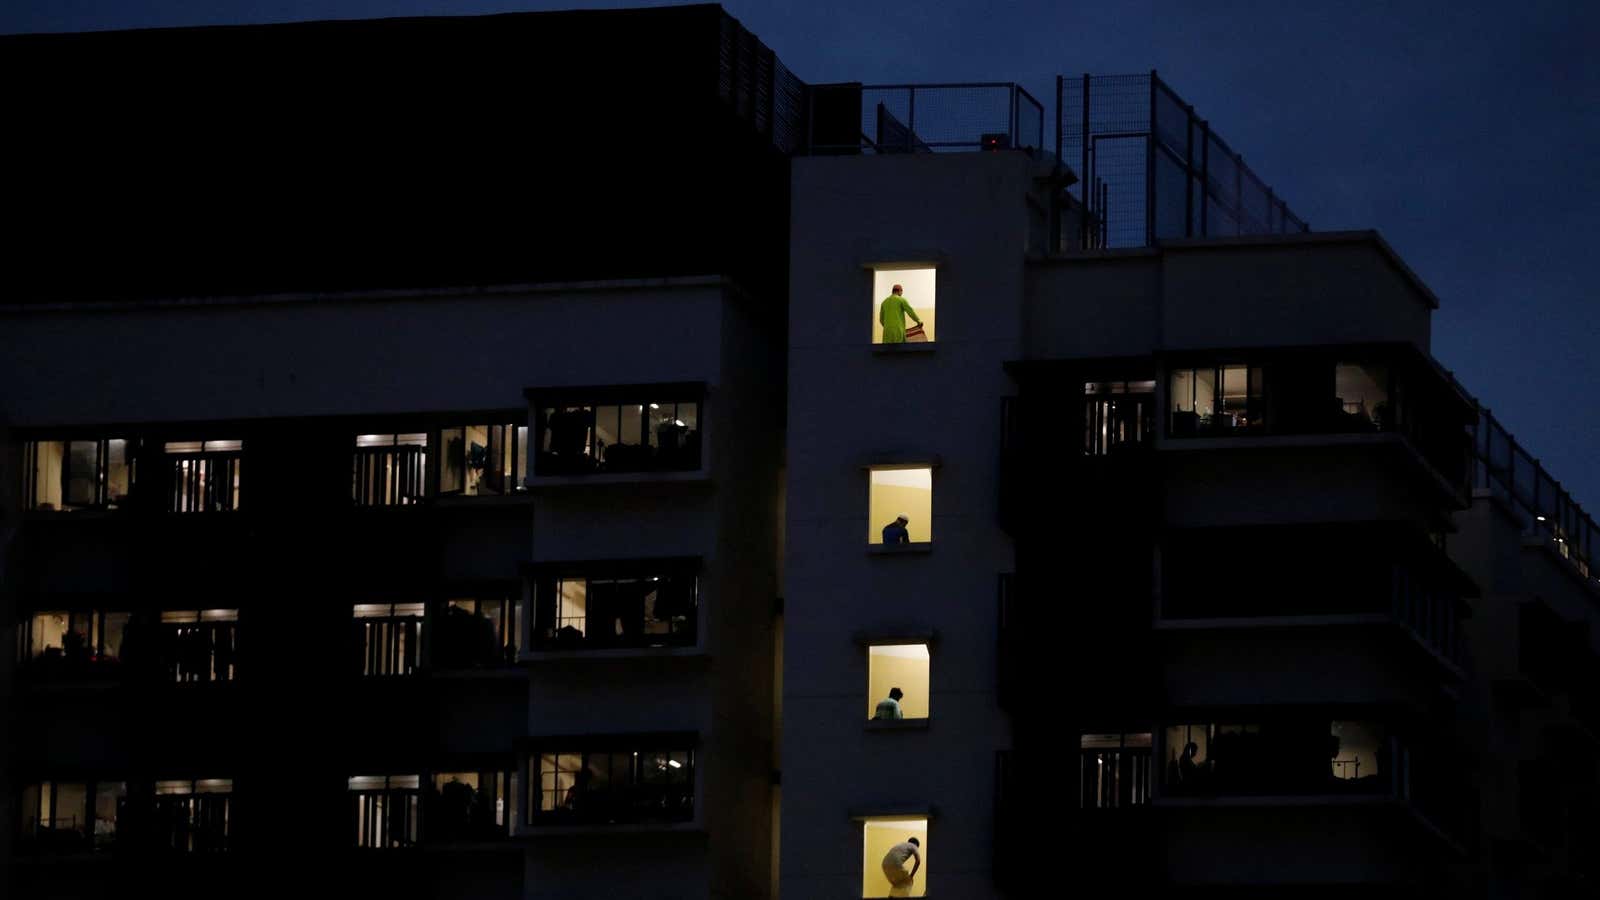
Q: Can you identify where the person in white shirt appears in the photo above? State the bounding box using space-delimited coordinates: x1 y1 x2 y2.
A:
881 836 921 895
873 687 905 721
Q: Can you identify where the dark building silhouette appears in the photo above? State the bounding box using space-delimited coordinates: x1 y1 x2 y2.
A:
2 7 1597 900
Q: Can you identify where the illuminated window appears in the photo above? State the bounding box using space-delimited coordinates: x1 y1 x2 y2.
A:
1083 380 1156 455
440 422 528 495
16 780 125 853
163 440 243 512
867 644 930 721
428 770 511 842
353 433 428 506
153 778 232 853
1163 720 1389 797
1169 365 1262 436
1079 732 1152 808
535 395 701 476
157 609 239 683
1335 362 1392 431
861 817 927 898
435 595 519 668
22 437 134 511
871 268 936 345
353 603 426 677
18 610 130 680
527 744 694 826
531 568 699 652
868 466 932 545
349 775 420 848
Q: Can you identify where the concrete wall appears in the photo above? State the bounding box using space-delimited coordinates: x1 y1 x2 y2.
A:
784 151 1030 898
0 281 726 426
1024 233 1435 362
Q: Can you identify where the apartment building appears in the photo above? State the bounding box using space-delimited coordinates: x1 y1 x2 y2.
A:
1 7 790 900
4 8 1598 900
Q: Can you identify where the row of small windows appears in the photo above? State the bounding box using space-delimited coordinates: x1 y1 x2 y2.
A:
15 571 703 681
1078 720 1395 809
17 397 706 513
16 745 696 855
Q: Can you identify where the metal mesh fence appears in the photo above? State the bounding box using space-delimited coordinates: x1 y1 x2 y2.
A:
1057 72 1309 249
1473 409 1599 584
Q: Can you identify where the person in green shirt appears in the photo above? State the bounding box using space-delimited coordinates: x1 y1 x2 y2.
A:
879 283 923 343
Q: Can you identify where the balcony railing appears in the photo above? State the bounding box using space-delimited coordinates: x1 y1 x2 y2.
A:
1059 72 1308 250
353 444 427 506
167 451 242 512
1472 407 1598 587
1081 746 1153 809
154 618 238 684
351 778 421 849
153 790 231 853
354 608 425 677
806 82 1045 157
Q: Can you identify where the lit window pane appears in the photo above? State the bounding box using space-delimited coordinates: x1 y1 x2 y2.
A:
868 467 933 544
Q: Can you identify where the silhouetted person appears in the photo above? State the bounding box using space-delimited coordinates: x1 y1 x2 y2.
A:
881 514 910 545
878 283 923 344
881 835 921 896
874 687 906 721
563 768 593 813
1179 741 1201 788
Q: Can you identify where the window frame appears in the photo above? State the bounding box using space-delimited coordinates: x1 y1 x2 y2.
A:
21 436 137 512
524 558 703 655
520 733 699 828
526 382 707 478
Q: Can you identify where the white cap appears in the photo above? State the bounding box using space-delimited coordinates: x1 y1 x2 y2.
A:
896 514 909 522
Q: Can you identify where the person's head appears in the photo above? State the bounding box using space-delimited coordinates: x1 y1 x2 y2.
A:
892 284 903 295
889 687 904 701
1183 742 1198 758
907 837 920 847
895 514 908 526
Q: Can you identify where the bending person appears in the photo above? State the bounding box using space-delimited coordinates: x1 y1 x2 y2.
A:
879 284 923 343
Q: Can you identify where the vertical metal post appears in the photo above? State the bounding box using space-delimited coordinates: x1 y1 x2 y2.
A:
1234 150 1243 236
1146 70 1158 246
1081 73 1091 249
1009 84 1017 149
906 87 916 152
1183 98 1194 238
1198 120 1210 238
1054 75 1063 173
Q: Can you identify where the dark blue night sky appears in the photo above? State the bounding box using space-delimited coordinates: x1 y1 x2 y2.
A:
5 1 1597 512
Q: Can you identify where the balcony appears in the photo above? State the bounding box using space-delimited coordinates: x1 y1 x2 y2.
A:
526 562 699 655
529 385 704 480
162 440 243 512
1163 348 1475 496
15 778 235 857
1158 523 1472 675
524 737 695 829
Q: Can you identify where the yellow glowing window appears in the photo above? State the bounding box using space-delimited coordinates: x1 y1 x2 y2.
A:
868 467 932 545
861 816 927 897
871 268 936 345
868 644 930 721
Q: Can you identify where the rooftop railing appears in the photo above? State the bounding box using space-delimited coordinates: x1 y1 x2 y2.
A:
1057 72 1309 249
1472 407 1599 589
806 82 1045 157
